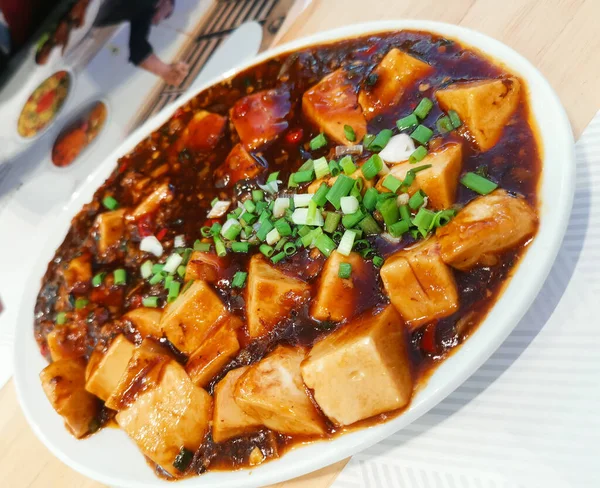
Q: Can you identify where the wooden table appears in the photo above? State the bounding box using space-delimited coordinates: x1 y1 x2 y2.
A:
1 0 599 486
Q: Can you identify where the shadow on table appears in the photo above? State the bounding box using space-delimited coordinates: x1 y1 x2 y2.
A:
380 149 592 447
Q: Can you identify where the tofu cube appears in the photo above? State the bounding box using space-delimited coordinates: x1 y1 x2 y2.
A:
62 253 92 292
230 89 291 150
184 251 226 283
311 251 365 322
437 189 537 270
379 143 463 209
213 366 262 442
94 209 126 254
215 143 264 187
47 324 87 361
235 345 325 436
302 69 367 145
380 238 459 330
116 360 212 477
132 182 173 218
186 317 241 387
160 280 229 354
40 358 100 438
181 110 226 152
123 307 163 339
302 305 413 426
85 335 135 401
246 255 310 338
435 77 521 151
359 48 432 120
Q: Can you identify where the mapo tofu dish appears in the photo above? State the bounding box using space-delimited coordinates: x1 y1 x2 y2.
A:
35 30 540 479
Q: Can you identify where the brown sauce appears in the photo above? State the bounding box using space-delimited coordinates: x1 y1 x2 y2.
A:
34 30 541 477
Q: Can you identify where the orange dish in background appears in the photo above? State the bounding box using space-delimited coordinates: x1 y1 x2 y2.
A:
52 102 108 167
17 71 71 138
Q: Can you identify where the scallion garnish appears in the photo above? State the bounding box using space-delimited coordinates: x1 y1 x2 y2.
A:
214 235 227 257
389 219 410 237
231 271 248 288
399 204 411 222
377 197 400 227
362 187 379 211
266 228 281 245
177 265 186 278
412 207 436 236
340 195 359 215
284 242 297 256
266 171 280 184
164 274 173 290
200 226 212 237
167 281 181 302
338 262 352 279
358 214 382 235
344 125 356 142
409 145 428 163
274 219 292 237
309 133 328 150
341 209 365 229
460 172 498 195
75 298 89 309
396 113 419 131
312 183 329 207
367 129 393 152
259 244 274 257
328 159 341 176
410 125 433 145
149 272 165 285
448 109 462 128
409 190 427 209
361 154 384 180
271 251 287 263
142 296 159 308
337 229 357 256
114 269 126 285
372 256 385 267
436 115 454 134
339 155 357 175
243 199 256 213
314 233 336 257
326 174 355 209
102 196 118 210
256 219 274 242
413 97 433 119
56 312 67 325
323 212 341 233
382 175 402 193
193 240 211 252
292 170 315 184
252 189 264 202
313 157 330 180
232 242 250 253
92 272 106 287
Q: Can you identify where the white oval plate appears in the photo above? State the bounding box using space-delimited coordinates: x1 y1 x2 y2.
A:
14 20 574 488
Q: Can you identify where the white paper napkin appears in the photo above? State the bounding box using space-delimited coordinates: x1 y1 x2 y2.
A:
331 111 600 487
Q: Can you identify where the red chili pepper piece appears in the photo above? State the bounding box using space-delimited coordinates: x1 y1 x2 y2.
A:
421 323 437 355
364 43 379 56
36 90 56 113
156 228 168 241
285 128 304 145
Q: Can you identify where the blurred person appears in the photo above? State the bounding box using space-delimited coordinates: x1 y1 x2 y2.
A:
94 0 189 86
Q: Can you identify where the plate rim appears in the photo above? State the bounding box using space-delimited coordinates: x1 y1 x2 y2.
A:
13 19 575 488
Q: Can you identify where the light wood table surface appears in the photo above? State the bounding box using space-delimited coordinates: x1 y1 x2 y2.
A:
1 0 599 487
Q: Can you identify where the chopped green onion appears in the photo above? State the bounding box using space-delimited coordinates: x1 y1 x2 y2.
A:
323 212 341 233
266 228 281 245
271 251 287 263
292 170 314 184
329 159 341 176
260 244 274 257
267 171 280 183
164 274 173 290
142 296 159 308
349 182 362 201
312 183 329 207
307 199 318 223
332 230 344 243
389 219 410 237
56 312 67 325
211 197 219 207
167 281 181 302
102 196 118 210
149 272 165 285
297 225 310 237
210 222 222 235
214 235 227 257
257 219 274 242
372 256 385 267
255 201 268 215
275 237 288 251
412 164 432 174
344 125 356 142
200 226 212 237
361 154 384 180
342 209 365 229
410 125 434 145
337 195 357 215
399 204 411 222
274 219 292 237
232 241 250 253
294 193 314 208
367 129 393 152
382 175 402 193
460 172 498 195
339 155 357 175
140 261 153 279
114 269 126 285
431 209 456 229
413 207 436 236
402 171 416 188
181 280 194 293
231 271 248 288
436 115 454 134
231 207 243 218
313 157 330 180
284 242 297 256
240 212 258 225
221 219 242 241
409 190 427 209
337 229 357 256
243 199 256 213
301 227 323 247
358 214 382 235
193 240 211 252
152 263 164 274
92 272 106 287
413 97 433 119
326 174 355 209
363 134 375 148
338 262 352 278
75 298 89 309
448 109 462 128
252 189 264 202
177 265 186 278
180 248 192 265
377 197 400 226
363 187 379 211
288 174 298 188
396 113 419 131
314 234 337 257
409 145 428 163
310 133 328 150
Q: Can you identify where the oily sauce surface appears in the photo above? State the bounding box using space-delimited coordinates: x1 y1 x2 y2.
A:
34 30 541 476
